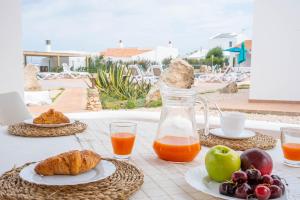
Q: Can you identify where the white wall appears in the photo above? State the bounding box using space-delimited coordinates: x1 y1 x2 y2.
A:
0 0 23 97
250 0 300 102
134 46 179 63
209 37 237 50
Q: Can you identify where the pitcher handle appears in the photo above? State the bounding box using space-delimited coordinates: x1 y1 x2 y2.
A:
196 96 209 135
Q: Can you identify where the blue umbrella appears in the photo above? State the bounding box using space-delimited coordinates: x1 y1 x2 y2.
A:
224 42 247 64
224 47 241 53
238 42 247 64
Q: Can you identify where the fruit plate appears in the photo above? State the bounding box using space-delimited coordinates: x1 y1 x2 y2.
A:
185 166 288 200
23 118 76 128
19 160 116 186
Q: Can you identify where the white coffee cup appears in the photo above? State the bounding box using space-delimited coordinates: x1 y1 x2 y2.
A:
220 112 246 137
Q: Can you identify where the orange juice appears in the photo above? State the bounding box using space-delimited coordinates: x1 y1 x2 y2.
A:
153 136 201 162
111 132 136 155
282 143 300 161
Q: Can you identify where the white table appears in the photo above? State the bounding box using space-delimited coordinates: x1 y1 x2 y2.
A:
0 112 299 200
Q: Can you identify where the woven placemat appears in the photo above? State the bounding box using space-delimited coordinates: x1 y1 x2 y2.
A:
7 121 87 137
0 158 144 200
199 129 277 151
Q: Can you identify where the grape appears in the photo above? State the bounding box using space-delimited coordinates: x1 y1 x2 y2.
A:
261 175 274 185
246 168 261 184
249 183 258 194
271 175 281 180
219 182 236 196
269 185 282 199
255 185 271 200
235 183 252 199
273 179 285 194
232 171 248 184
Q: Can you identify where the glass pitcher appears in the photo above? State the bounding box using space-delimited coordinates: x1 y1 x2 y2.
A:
153 84 209 162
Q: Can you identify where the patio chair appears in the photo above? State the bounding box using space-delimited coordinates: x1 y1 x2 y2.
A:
146 65 163 83
0 92 32 125
36 72 59 80
59 63 78 79
128 65 157 84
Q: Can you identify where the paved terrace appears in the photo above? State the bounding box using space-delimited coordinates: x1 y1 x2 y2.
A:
202 88 300 116
27 80 300 118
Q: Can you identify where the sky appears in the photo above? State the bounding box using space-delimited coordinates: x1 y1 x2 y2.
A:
22 0 253 54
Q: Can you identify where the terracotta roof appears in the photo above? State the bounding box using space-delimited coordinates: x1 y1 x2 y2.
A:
236 40 252 50
100 48 152 58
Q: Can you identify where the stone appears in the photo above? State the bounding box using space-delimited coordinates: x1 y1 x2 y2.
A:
145 83 161 105
86 88 102 111
199 65 208 73
220 82 238 93
24 64 41 91
161 58 194 89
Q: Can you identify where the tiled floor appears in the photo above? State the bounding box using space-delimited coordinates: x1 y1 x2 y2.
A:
28 88 88 114
203 89 300 116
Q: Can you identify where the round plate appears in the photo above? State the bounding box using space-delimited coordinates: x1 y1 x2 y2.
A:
23 118 75 128
210 128 255 139
185 166 288 200
19 160 116 186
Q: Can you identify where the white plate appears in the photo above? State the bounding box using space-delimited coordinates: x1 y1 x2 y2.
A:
185 166 288 200
23 118 75 128
210 128 255 139
19 160 116 186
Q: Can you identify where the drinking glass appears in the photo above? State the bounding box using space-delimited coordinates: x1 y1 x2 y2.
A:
281 127 300 167
109 122 137 159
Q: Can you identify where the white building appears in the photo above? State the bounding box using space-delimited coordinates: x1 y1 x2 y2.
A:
100 41 178 63
24 41 89 71
208 32 249 50
186 49 208 59
24 50 89 72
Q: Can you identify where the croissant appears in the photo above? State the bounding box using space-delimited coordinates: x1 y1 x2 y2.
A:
33 108 70 124
34 150 101 176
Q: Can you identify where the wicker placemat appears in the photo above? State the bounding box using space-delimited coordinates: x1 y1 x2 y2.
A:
0 158 144 200
7 121 87 137
198 129 277 151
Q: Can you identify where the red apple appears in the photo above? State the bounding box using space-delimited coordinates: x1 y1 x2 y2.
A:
240 148 273 175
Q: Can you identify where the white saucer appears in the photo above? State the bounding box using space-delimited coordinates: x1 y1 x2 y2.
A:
19 160 116 186
185 166 288 200
23 118 75 128
210 128 255 139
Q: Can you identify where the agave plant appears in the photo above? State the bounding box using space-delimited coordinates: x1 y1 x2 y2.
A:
95 64 151 100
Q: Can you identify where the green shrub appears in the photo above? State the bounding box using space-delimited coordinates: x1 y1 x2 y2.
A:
146 99 162 107
126 99 137 109
95 64 151 100
50 66 63 72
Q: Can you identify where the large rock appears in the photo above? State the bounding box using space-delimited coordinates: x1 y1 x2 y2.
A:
146 59 195 105
24 64 41 91
220 82 238 93
145 83 161 105
161 58 194 89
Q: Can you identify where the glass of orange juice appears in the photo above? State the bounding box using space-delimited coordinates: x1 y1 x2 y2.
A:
110 122 137 159
281 127 300 167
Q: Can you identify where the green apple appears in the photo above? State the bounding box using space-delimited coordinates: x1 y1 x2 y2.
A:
205 145 241 182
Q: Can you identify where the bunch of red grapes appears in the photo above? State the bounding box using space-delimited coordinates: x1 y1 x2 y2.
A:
219 168 286 200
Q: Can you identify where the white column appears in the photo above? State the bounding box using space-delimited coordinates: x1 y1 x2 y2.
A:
0 0 23 97
250 0 300 102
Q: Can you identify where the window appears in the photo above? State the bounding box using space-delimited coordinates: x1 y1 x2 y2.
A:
229 41 233 47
